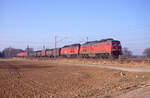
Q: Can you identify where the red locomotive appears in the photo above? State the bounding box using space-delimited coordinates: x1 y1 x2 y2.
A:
80 39 121 58
17 38 122 59
60 44 80 57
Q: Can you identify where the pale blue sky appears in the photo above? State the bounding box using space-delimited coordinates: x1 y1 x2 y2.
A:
0 0 150 55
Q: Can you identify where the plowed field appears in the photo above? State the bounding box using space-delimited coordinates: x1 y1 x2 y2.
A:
0 59 150 98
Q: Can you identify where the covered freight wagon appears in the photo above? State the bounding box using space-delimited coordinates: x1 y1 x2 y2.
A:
35 50 42 57
45 48 60 57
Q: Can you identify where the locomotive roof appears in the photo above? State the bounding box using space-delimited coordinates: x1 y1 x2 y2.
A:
63 44 80 48
82 38 116 45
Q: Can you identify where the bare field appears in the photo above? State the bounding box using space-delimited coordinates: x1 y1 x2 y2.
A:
0 59 150 98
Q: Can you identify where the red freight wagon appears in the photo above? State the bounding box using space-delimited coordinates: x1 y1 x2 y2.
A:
60 44 80 57
17 52 27 57
80 39 122 58
41 50 46 57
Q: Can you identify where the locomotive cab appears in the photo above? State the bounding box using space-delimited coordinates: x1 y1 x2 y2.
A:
111 41 122 58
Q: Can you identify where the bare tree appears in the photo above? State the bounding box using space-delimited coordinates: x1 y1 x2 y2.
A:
2 47 24 58
122 47 133 57
0 51 3 58
143 48 150 57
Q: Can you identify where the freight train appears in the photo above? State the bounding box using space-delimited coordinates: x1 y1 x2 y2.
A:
17 38 122 59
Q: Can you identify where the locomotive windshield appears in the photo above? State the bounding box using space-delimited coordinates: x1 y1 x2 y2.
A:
112 42 121 46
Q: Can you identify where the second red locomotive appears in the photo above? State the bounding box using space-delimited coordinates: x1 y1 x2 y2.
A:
60 44 80 57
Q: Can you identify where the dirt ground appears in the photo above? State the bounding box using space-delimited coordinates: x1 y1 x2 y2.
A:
0 59 150 98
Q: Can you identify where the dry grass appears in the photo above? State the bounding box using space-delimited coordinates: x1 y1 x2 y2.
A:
24 57 150 68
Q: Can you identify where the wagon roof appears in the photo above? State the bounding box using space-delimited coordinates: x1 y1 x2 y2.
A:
46 49 53 51
35 50 42 52
46 48 60 51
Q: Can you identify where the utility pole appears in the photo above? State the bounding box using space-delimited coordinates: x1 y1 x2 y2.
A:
27 45 29 57
8 46 11 57
55 35 57 49
43 45 45 50
86 37 89 42
54 33 57 58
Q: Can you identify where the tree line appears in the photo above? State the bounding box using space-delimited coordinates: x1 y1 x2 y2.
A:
0 47 33 58
143 48 150 57
122 47 150 58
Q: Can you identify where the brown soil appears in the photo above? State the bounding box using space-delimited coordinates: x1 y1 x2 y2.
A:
0 59 150 98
